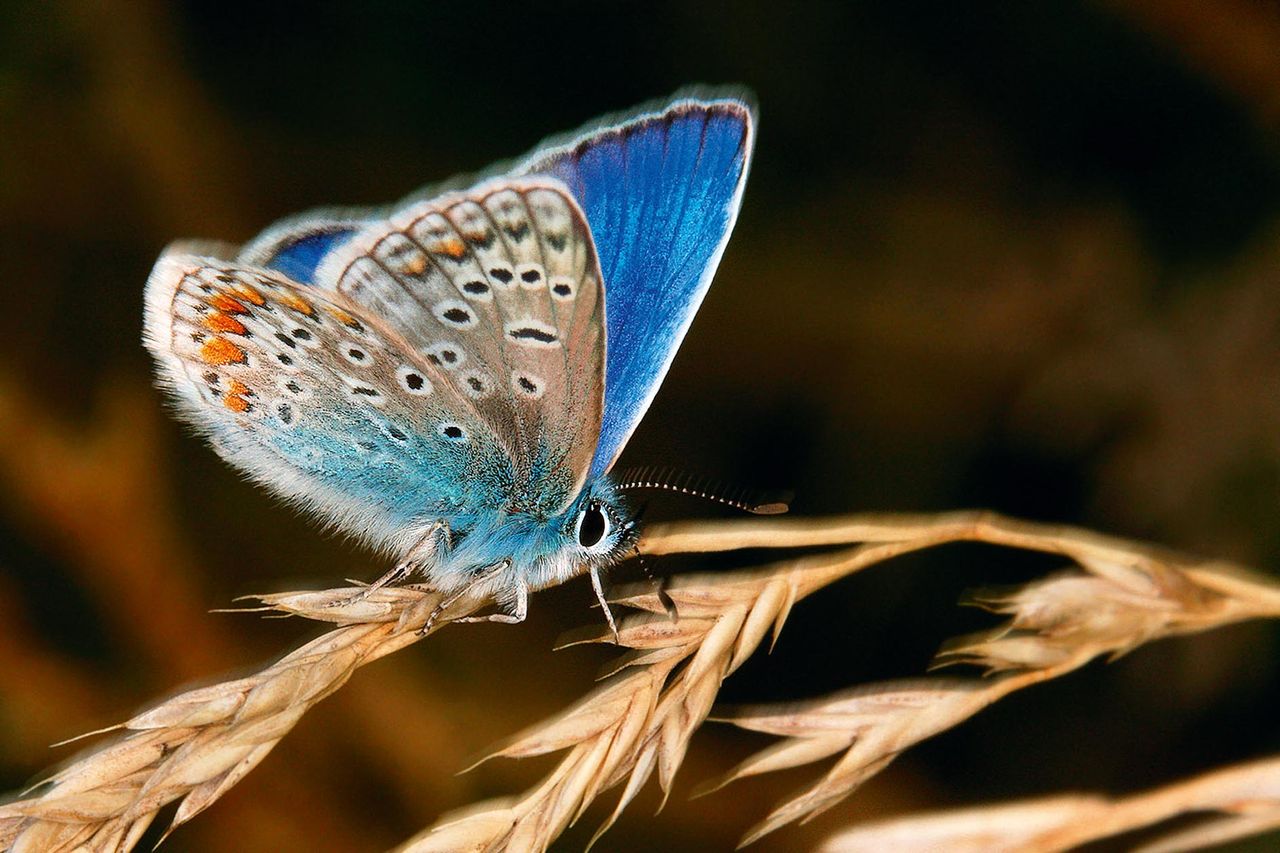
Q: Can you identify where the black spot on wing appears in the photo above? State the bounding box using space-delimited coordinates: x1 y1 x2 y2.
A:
465 229 495 249
508 326 557 344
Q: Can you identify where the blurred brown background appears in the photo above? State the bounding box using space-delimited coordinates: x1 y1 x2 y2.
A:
3 1 1280 850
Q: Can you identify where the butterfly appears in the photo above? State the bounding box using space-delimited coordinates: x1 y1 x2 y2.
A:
143 90 756 631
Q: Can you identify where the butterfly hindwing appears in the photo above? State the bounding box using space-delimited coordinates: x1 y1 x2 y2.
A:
311 179 606 515
147 178 609 550
143 250 514 553
515 96 755 477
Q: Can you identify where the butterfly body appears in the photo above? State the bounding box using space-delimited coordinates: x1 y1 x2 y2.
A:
417 475 629 599
145 92 754 617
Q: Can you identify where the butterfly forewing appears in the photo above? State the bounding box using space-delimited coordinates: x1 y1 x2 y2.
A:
144 252 514 552
314 179 605 514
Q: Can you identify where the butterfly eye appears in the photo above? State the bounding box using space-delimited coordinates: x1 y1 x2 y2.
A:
575 502 610 549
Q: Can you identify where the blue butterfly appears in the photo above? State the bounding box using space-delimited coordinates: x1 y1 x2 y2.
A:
143 91 756 629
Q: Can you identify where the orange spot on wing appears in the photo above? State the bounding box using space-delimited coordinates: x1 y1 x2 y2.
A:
204 312 247 335
208 294 248 315
224 394 250 413
231 283 266 306
227 379 251 397
436 237 466 259
278 292 315 316
200 336 247 365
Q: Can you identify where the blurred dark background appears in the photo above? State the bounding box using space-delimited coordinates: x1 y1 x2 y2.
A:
3 1 1280 849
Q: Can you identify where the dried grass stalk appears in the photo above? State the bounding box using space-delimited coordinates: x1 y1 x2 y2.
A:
403 512 1280 850
694 514 1280 844
0 587 463 852
817 753 1280 852
3 511 1278 852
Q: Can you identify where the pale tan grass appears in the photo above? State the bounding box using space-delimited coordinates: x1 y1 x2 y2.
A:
403 512 1280 850
2 511 1278 852
0 587 465 852
679 513 1280 844
817 753 1280 852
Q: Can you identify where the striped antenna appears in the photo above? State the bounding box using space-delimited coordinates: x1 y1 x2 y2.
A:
614 466 790 515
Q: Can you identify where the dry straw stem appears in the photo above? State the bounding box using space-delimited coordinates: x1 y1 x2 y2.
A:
0 587 471 852
817 753 1280 852
2 512 1278 852
403 511 1280 851
672 513 1280 845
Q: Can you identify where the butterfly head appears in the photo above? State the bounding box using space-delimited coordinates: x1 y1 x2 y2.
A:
549 475 637 584
524 477 640 590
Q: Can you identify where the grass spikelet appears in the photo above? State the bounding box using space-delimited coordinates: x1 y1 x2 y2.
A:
396 569 811 852
0 587 462 852
816 754 1280 852
406 512 1280 849
690 514 1280 845
3 511 1278 851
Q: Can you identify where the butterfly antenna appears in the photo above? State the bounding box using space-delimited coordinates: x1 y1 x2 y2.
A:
615 466 791 515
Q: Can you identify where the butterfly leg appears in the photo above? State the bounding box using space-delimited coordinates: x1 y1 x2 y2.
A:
589 565 620 643
422 559 523 633
330 520 452 608
455 571 529 625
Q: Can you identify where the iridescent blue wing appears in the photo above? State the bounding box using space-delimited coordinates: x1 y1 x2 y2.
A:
513 96 756 477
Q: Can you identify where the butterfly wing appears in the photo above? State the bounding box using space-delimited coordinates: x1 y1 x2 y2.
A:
514 96 756 478
144 180 606 552
184 91 752 505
